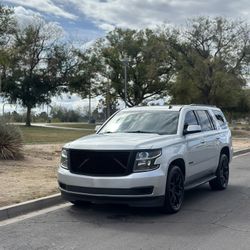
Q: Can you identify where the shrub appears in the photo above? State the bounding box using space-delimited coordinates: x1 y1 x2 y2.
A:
51 106 83 122
0 121 24 160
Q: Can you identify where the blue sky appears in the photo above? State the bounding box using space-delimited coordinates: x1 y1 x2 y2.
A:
3 0 250 44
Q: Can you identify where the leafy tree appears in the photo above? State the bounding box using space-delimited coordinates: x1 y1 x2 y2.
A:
50 106 83 122
68 47 107 121
0 5 15 45
233 89 250 113
0 5 16 91
169 17 250 110
86 28 175 107
2 19 75 126
69 49 102 110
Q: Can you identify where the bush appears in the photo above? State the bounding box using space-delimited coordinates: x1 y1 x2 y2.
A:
51 106 83 122
0 121 24 160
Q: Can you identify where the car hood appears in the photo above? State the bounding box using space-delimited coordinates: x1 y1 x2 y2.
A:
64 133 180 150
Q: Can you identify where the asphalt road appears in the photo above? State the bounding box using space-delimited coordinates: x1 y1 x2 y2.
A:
1 154 250 250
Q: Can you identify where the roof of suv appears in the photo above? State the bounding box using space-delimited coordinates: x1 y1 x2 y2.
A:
122 104 220 112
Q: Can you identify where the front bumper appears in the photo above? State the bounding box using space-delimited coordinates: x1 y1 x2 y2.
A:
58 166 166 207
60 189 165 207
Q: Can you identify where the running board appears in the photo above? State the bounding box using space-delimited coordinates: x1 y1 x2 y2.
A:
184 175 216 190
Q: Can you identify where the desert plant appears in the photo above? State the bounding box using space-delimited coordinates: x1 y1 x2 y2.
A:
0 121 24 160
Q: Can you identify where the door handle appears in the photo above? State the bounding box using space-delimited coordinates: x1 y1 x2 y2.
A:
200 140 205 144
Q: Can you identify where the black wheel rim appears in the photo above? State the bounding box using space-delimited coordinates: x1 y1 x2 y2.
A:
219 158 229 187
169 171 184 210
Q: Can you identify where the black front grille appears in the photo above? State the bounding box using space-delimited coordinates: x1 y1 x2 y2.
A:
69 150 135 176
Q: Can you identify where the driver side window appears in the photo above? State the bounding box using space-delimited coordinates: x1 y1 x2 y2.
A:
184 111 198 130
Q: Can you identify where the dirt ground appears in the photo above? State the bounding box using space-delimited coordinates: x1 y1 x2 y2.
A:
233 138 250 151
0 144 62 207
0 139 250 207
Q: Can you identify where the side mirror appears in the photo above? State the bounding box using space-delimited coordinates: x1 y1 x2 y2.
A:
95 125 101 132
183 125 201 135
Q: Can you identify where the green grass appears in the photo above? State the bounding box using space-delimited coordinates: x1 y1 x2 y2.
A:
19 126 94 144
19 124 250 144
49 123 96 129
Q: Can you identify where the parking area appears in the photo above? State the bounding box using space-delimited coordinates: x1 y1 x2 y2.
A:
1 153 250 250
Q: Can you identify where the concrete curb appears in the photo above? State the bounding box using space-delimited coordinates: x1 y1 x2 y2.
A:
0 193 63 221
1 148 250 222
233 148 250 156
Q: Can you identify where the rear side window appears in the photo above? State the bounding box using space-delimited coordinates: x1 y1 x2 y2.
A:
212 110 228 129
196 110 214 131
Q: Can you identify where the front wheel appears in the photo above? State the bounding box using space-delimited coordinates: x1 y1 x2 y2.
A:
162 165 185 214
209 154 229 190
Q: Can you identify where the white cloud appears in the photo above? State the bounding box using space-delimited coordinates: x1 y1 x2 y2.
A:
6 0 250 33
5 0 78 20
13 6 43 28
67 0 250 31
98 23 115 32
51 94 100 114
12 6 65 40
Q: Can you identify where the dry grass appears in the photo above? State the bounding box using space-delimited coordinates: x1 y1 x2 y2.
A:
233 138 250 151
229 125 250 150
0 144 62 207
0 125 95 207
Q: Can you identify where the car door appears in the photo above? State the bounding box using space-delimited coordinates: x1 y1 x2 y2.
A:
184 110 208 182
195 110 219 172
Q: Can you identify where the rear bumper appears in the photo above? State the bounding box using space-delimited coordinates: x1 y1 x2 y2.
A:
60 189 165 207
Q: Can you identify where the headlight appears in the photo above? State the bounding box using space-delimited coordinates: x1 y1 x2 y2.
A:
61 149 68 169
133 149 161 172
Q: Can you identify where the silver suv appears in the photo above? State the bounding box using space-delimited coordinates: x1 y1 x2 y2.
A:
58 105 232 213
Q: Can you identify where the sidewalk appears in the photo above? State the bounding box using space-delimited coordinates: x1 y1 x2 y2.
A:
11 122 94 131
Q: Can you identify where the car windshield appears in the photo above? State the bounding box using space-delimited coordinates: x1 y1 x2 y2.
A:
99 110 179 135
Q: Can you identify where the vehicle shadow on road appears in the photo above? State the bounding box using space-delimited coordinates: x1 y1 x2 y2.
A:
66 183 246 220
62 183 250 237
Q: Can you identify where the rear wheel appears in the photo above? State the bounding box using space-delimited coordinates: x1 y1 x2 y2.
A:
162 165 185 214
209 154 229 190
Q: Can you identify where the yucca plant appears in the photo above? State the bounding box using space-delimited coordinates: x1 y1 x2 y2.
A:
0 121 24 160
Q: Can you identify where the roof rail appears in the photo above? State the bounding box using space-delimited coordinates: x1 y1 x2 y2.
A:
189 104 217 107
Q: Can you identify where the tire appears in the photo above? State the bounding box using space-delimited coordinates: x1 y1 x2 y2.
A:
70 200 91 206
209 154 229 190
162 165 185 214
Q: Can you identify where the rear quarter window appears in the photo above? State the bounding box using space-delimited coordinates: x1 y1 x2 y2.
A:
212 110 228 129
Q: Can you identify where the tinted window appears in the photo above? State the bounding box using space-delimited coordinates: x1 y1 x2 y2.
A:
206 111 216 129
99 111 179 135
184 111 198 129
196 110 214 131
213 110 227 129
